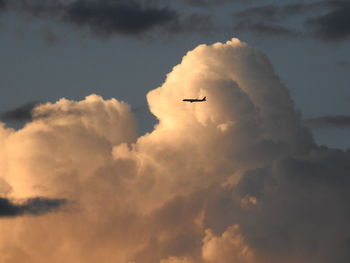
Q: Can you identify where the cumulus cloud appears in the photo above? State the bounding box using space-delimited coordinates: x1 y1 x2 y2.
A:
1 38 349 263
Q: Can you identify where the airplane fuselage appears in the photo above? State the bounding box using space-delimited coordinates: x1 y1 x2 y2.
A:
182 96 206 103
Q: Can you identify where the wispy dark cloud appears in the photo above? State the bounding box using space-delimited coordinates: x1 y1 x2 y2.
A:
181 0 245 7
0 101 42 123
0 0 6 11
0 197 67 218
232 3 310 38
233 1 350 42
236 1 330 21
63 0 178 36
167 13 216 34
337 60 350 68
2 0 350 42
0 0 218 37
305 1 350 41
235 3 310 22
42 28 61 45
0 0 179 37
234 21 300 38
305 115 350 129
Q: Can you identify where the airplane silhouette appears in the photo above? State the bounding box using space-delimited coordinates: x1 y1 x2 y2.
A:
182 96 206 103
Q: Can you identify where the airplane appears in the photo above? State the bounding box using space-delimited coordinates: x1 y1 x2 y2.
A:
182 96 206 103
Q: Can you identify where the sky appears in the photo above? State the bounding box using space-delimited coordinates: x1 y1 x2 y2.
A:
0 0 350 262
0 0 350 147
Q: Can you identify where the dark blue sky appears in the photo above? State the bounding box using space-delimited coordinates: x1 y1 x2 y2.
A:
1 0 350 148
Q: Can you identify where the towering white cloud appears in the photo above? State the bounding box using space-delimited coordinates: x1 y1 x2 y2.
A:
0 38 348 263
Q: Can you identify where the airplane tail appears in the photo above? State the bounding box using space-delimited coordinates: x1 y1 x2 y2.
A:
203 96 206 101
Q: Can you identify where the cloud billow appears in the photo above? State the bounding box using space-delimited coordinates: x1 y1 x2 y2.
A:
234 149 350 262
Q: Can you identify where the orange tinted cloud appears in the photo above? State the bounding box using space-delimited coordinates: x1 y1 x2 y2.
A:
0 38 348 263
